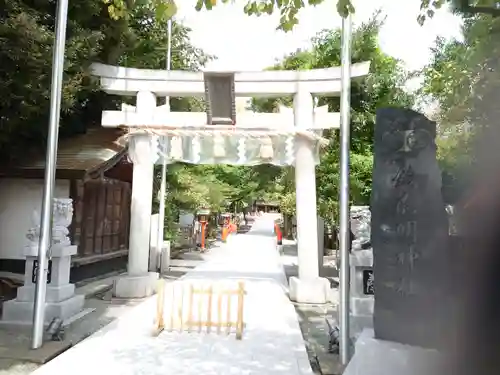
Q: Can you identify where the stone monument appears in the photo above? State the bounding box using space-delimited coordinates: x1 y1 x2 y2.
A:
1 198 85 325
344 108 451 375
371 108 449 348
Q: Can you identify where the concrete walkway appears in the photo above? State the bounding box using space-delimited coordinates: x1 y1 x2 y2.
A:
32 215 313 375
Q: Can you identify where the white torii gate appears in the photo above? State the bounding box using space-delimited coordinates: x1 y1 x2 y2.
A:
90 62 370 303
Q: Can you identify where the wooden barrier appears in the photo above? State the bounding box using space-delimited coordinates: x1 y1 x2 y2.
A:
153 279 246 340
153 279 166 336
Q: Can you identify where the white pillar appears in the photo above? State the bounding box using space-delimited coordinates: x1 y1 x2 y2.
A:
289 88 330 304
113 93 160 298
294 89 319 279
128 135 157 275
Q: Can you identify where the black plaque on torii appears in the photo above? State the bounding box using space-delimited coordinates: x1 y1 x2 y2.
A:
371 108 450 349
203 72 236 126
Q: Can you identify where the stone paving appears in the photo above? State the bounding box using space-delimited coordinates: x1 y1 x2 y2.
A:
31 215 314 375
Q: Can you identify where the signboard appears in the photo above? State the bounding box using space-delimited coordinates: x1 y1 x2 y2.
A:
362 269 374 295
203 72 236 126
32 260 52 284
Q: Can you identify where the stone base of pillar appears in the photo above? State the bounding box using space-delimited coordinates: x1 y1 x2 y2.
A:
351 314 373 342
1 294 85 326
352 296 374 317
343 329 442 375
15 284 76 303
289 276 330 304
113 272 159 299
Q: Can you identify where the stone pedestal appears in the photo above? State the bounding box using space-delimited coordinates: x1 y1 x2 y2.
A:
343 329 444 375
350 249 374 339
159 241 171 274
113 272 159 299
2 245 84 325
289 277 330 304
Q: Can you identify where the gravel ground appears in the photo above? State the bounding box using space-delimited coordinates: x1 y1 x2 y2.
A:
281 239 343 375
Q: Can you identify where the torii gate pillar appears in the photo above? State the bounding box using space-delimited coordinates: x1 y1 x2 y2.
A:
289 89 330 304
113 98 160 298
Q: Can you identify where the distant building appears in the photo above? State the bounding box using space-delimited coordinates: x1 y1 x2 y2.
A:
252 200 280 213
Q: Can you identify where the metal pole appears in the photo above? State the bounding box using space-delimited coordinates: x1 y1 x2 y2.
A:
31 0 69 350
339 13 353 365
165 19 173 108
156 18 172 271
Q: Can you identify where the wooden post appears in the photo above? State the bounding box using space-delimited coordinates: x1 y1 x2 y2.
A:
188 284 194 332
217 291 223 334
207 285 213 334
197 285 203 333
226 289 232 335
236 281 245 340
178 283 184 332
153 278 165 336
169 282 175 330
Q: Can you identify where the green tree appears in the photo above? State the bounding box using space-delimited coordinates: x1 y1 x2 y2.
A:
0 0 212 162
421 14 500 128
0 0 218 237
251 14 416 220
119 3 213 111
420 12 500 202
0 0 121 160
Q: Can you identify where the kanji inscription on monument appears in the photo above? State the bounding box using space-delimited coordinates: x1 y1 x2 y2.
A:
363 270 374 295
371 108 449 348
32 259 52 284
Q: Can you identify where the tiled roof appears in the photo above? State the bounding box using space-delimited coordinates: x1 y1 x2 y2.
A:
0 128 127 178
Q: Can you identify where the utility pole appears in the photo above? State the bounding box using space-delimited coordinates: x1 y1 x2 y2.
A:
32 0 69 349
156 18 172 271
339 12 353 366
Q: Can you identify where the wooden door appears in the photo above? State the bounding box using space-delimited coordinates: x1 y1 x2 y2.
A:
78 179 131 257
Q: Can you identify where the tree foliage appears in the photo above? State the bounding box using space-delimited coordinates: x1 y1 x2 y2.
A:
119 0 489 32
0 0 212 162
0 0 111 159
252 14 415 220
421 12 500 202
421 15 500 128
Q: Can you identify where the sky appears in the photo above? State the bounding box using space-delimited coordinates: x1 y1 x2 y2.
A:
175 0 463 72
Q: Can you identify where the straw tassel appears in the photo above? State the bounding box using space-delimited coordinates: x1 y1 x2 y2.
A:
213 134 226 158
259 137 274 159
170 136 183 160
